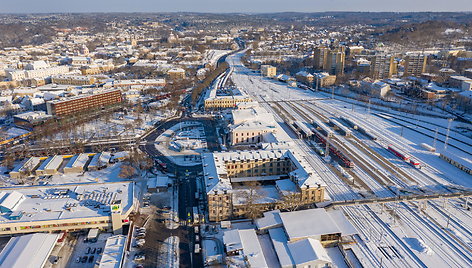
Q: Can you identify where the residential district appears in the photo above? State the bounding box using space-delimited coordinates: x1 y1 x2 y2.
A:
0 12 471 268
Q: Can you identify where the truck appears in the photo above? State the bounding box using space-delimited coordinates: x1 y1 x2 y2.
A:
86 228 99 243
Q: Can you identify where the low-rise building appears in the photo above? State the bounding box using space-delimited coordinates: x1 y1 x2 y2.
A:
98 235 127 268
295 71 314 85
167 68 186 80
0 233 60 268
229 106 278 146
313 72 336 89
51 74 96 86
0 182 135 235
448 75 472 90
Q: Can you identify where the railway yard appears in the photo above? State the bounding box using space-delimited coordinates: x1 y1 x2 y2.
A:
223 51 472 268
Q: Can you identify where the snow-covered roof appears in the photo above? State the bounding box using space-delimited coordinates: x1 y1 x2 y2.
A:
280 208 353 241
223 229 269 268
0 182 134 224
0 191 25 211
287 238 331 266
256 210 283 230
98 235 127 268
0 233 59 268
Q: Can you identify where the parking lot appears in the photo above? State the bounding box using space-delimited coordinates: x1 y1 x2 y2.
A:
67 233 111 268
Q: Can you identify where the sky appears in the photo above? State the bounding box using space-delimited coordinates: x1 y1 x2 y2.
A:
1 0 472 13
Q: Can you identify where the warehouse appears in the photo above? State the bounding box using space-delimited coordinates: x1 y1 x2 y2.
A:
0 233 60 268
63 153 90 174
88 152 111 171
35 155 64 176
9 157 42 179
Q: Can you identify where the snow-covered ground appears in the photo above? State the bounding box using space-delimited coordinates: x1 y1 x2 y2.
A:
154 121 206 166
224 51 472 268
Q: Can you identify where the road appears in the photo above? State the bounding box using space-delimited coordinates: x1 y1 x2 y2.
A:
139 115 220 268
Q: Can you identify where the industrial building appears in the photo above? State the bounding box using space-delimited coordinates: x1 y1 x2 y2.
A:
0 233 60 268
223 208 357 268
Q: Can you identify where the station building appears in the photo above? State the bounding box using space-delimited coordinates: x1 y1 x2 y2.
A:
229 106 279 146
204 86 253 110
202 149 327 221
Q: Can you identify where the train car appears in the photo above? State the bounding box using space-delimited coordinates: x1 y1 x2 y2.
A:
387 145 410 161
409 158 421 169
439 152 472 175
309 140 325 156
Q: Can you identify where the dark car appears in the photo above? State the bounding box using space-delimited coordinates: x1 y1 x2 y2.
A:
91 248 96 254
85 247 91 254
81 256 87 263
88 255 94 263
97 247 103 254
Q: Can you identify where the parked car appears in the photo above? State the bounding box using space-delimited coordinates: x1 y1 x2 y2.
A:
81 256 87 263
75 257 81 263
134 254 145 262
97 247 103 254
88 255 94 263
85 247 91 254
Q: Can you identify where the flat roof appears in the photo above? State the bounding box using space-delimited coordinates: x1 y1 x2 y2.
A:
280 209 342 241
0 233 59 268
98 235 127 268
0 182 134 224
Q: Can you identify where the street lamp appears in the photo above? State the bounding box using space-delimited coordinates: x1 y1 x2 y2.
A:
444 118 453 151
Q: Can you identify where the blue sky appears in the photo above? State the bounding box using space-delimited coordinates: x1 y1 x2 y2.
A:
2 0 471 13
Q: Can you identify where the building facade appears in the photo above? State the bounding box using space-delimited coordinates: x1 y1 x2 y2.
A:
261 65 277 77
203 150 326 221
370 54 397 79
403 54 427 77
46 89 122 116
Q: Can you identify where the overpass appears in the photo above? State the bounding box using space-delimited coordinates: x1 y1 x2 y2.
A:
326 191 472 208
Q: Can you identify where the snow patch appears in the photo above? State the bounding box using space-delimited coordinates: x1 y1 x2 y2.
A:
404 237 434 255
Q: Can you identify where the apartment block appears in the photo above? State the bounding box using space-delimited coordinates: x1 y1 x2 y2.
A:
46 89 122 116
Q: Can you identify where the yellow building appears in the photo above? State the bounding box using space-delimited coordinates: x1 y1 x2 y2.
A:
261 65 277 77
403 54 427 77
314 72 336 89
204 86 253 110
51 74 96 86
167 68 186 80
202 150 326 222
370 54 397 79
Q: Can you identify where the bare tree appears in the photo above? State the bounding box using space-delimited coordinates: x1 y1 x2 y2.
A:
279 193 304 212
235 181 264 221
119 164 137 180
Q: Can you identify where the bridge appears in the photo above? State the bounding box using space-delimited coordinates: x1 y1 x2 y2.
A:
326 191 472 208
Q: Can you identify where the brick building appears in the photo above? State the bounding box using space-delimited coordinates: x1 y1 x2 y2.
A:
46 89 122 116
